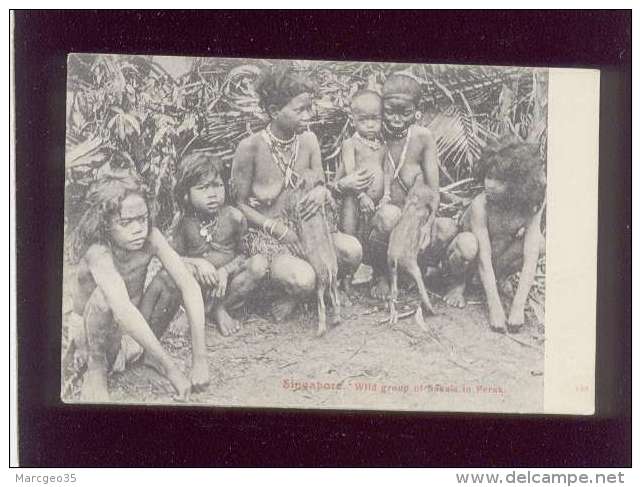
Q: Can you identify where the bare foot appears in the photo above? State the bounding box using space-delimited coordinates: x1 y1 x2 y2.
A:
370 275 390 301
190 358 210 393
212 305 240 336
506 322 523 334
142 353 167 376
489 307 507 334
330 308 341 327
166 366 191 402
81 369 110 403
444 284 467 308
271 297 298 322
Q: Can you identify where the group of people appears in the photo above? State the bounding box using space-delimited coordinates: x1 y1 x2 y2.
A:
68 64 547 402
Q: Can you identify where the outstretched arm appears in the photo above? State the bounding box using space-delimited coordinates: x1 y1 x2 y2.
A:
150 228 208 388
508 203 545 326
85 245 177 373
469 195 506 331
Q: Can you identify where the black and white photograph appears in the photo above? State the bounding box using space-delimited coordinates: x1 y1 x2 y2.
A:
61 54 551 412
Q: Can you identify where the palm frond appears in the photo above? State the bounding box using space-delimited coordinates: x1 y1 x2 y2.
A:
429 105 496 178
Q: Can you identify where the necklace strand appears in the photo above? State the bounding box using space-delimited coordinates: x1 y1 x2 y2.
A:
383 122 409 140
354 132 383 151
265 124 296 148
262 129 300 189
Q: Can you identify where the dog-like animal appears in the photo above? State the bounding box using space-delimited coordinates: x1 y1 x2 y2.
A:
288 170 341 336
387 175 439 325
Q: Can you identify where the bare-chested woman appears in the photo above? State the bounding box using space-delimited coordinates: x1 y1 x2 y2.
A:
365 72 459 300
231 64 362 320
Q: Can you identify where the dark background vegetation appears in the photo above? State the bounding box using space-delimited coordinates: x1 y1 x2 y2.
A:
14 10 631 467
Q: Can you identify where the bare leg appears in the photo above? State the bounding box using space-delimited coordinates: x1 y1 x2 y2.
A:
418 217 459 269
123 273 190 400
223 254 269 308
339 197 358 296
333 232 362 306
443 232 479 308
138 270 181 339
369 204 401 300
213 254 269 336
82 289 121 402
270 254 316 322
340 195 359 237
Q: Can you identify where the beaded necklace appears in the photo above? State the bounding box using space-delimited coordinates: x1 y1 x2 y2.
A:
386 125 412 193
383 121 409 140
265 124 296 148
262 125 300 189
354 131 383 151
198 213 219 244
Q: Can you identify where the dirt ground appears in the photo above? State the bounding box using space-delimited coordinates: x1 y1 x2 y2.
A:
62 266 545 414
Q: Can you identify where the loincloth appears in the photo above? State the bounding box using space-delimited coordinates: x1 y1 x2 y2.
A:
240 218 296 262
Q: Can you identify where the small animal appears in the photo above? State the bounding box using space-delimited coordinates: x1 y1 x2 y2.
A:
289 170 341 336
387 175 439 326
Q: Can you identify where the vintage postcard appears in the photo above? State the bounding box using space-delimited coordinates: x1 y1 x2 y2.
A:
61 54 598 414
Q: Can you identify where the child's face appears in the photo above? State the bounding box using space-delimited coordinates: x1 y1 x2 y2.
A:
271 92 313 134
383 96 416 134
352 96 382 140
109 194 149 251
188 173 225 215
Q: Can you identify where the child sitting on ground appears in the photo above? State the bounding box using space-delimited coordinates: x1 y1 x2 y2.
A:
67 174 209 402
172 152 268 336
336 89 387 292
440 137 546 333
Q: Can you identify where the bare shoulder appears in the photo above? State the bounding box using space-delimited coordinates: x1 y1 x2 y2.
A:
146 227 169 252
236 132 261 154
84 243 113 266
413 125 436 143
223 205 246 226
300 130 320 148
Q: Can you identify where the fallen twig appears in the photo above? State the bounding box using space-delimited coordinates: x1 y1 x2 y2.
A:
504 334 544 352
278 361 299 369
377 309 415 325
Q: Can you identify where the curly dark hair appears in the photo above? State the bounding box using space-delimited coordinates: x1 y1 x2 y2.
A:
255 63 317 115
481 136 546 213
66 174 153 264
174 151 224 210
